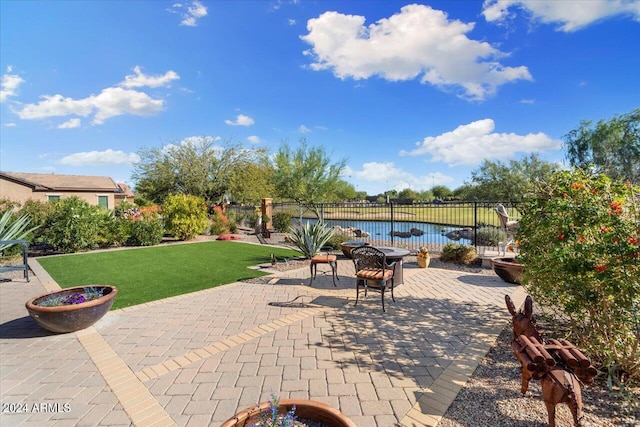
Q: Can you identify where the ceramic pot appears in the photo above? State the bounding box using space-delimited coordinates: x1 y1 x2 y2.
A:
490 257 524 284
417 256 430 268
25 285 117 333
221 399 356 427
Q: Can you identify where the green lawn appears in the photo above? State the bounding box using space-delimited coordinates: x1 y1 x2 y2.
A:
37 241 301 309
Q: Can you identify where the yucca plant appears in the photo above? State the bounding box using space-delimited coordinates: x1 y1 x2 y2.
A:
288 221 334 259
0 211 38 253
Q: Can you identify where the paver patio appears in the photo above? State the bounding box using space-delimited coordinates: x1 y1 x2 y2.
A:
0 249 525 426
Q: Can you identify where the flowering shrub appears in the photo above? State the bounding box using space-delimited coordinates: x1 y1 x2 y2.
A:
114 202 164 246
518 169 639 383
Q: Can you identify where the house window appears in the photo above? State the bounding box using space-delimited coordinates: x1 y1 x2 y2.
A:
47 195 61 203
98 196 109 209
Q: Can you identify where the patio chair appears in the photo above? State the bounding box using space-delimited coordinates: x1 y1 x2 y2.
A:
495 204 519 255
351 246 396 312
309 248 338 287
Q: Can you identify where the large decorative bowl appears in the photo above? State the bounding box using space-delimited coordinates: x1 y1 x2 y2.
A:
221 398 356 427
25 285 117 333
340 240 369 259
490 257 524 284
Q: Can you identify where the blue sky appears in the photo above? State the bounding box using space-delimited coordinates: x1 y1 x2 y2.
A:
1 1 639 196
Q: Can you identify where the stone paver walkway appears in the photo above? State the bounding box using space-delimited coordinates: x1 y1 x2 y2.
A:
1 245 525 426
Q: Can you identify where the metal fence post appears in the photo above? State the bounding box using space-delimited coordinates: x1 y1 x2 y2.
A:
390 201 395 246
473 201 478 251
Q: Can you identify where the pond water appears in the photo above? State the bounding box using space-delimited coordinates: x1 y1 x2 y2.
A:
295 218 471 245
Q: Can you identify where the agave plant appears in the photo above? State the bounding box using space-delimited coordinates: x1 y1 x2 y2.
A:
288 221 334 259
0 211 38 253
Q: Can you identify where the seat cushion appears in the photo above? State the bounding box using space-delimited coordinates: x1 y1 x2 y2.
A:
356 267 393 280
311 254 337 263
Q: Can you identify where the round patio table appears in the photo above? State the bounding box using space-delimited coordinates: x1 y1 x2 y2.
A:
374 246 410 285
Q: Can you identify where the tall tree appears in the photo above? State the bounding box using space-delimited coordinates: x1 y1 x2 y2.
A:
564 108 640 184
331 180 357 202
431 185 452 199
132 137 267 204
228 160 275 205
466 154 559 202
273 139 346 217
398 188 418 202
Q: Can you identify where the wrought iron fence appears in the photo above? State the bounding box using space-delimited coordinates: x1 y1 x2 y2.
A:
228 201 522 254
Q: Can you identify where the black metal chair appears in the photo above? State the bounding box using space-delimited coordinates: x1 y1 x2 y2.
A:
351 246 396 312
309 253 338 287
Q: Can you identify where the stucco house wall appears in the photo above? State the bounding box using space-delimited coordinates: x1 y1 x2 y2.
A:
0 172 133 209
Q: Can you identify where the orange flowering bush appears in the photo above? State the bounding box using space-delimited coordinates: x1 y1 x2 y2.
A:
518 169 639 384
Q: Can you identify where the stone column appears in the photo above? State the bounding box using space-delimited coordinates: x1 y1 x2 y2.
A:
261 198 273 230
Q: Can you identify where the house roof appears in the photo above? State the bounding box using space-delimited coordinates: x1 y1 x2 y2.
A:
116 182 135 197
1 171 120 192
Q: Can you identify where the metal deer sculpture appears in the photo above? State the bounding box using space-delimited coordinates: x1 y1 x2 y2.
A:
505 295 596 427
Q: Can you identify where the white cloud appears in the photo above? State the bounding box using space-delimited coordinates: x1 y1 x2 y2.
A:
15 68 174 125
400 119 562 166
225 114 255 126
348 162 454 192
1 73 25 102
58 118 81 129
120 66 179 88
301 4 532 101
17 94 94 119
288 19 296 25
171 0 208 27
4 122 16 127
482 0 640 32
298 125 311 133
247 135 261 144
59 149 140 166
91 87 164 124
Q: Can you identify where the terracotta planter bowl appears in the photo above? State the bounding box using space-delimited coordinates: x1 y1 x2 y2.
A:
490 257 524 284
25 286 117 333
221 398 356 427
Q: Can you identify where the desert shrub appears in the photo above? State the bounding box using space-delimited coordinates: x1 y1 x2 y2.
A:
162 194 208 240
439 243 477 264
473 226 505 246
226 209 247 228
43 197 103 253
93 209 123 248
209 210 231 235
127 216 164 246
326 231 351 250
0 198 20 216
17 200 54 241
272 212 292 232
133 197 153 207
247 211 260 228
518 169 640 384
